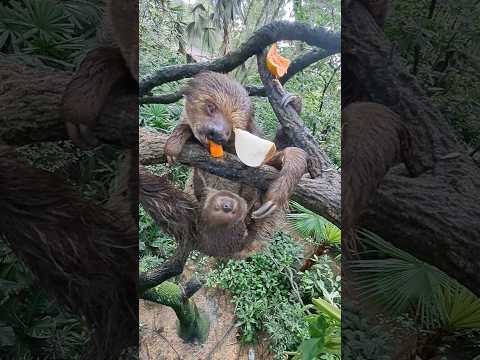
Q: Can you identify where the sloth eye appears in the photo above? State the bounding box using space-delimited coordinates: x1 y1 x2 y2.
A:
205 103 216 115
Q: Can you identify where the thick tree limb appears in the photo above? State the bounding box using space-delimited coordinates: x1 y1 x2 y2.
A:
364 159 480 297
139 128 340 226
343 1 464 167
140 21 340 96
344 0 480 296
256 50 337 179
139 48 335 104
0 62 137 147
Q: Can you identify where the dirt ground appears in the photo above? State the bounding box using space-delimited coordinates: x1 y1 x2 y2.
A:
139 287 274 360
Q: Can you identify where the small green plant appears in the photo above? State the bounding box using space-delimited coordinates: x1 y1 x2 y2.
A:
0 242 89 359
264 301 310 358
206 233 303 344
342 302 393 360
288 202 341 246
0 0 101 68
287 298 341 360
300 255 341 306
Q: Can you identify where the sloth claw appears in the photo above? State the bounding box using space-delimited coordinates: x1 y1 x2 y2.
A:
166 155 177 165
66 122 99 150
252 200 277 219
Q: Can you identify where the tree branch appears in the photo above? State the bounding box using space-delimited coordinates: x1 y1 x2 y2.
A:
0 62 137 147
343 1 464 167
139 48 335 104
139 128 340 226
139 21 340 96
344 0 480 296
256 49 337 179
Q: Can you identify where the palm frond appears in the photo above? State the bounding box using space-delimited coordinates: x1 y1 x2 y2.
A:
441 285 480 330
287 201 340 245
351 230 480 330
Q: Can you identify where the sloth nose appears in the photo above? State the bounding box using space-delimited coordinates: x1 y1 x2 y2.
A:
206 124 229 145
221 199 234 213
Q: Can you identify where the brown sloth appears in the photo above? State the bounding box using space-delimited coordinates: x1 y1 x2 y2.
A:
165 71 307 220
61 0 138 148
154 71 307 258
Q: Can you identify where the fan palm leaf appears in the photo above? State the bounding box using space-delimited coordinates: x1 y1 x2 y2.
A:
351 230 480 330
288 201 340 245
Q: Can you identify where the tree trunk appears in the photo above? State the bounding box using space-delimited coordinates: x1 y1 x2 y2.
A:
142 281 209 343
343 1 480 296
0 62 137 147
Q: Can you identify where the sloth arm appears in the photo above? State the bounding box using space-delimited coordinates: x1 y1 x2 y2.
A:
61 47 131 149
164 119 194 164
252 146 308 219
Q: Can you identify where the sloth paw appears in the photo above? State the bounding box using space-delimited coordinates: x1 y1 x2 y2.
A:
164 141 182 165
251 200 278 219
280 93 302 114
65 122 99 150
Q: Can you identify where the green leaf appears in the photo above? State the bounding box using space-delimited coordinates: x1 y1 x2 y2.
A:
312 298 341 322
298 338 323 360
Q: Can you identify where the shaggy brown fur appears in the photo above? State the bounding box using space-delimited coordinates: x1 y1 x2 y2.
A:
0 157 137 359
165 71 308 221
342 102 423 252
61 0 138 148
153 71 308 258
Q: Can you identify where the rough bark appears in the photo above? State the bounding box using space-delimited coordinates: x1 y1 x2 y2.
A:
256 50 337 179
140 48 334 104
344 1 480 296
140 21 340 95
0 62 137 147
139 128 340 226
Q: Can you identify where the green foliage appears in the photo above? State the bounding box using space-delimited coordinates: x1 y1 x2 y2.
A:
206 233 303 342
288 201 341 246
300 255 341 306
352 230 480 331
342 303 394 360
0 0 101 69
289 298 341 360
385 0 480 147
264 301 310 358
139 206 177 267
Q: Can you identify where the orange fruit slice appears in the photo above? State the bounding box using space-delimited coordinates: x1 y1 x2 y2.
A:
266 43 291 78
209 140 224 158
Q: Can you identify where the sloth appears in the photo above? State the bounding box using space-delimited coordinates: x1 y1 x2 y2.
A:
165 71 307 221
61 0 138 148
153 71 308 258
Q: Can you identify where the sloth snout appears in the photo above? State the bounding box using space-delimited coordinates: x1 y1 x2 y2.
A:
220 198 234 213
